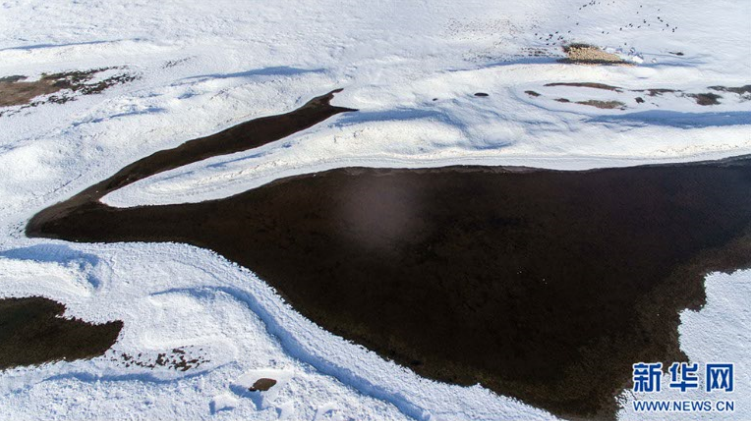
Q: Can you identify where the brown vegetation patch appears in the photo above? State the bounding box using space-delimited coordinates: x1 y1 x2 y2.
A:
644 88 677 97
545 82 622 92
684 93 722 106
0 74 69 107
576 100 626 109
560 43 626 65
0 68 136 116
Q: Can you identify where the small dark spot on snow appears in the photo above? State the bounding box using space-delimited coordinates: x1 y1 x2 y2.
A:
248 378 277 392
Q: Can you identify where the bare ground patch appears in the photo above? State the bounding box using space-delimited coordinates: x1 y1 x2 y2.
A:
576 100 626 110
0 68 137 117
559 43 627 65
643 88 678 97
684 92 722 106
249 378 277 392
709 85 751 95
709 85 751 101
545 82 622 92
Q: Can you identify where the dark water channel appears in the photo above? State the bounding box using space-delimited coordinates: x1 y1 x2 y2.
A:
0 297 122 369
25 90 751 419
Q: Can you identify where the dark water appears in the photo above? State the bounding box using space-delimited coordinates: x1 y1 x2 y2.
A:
0 296 122 369
26 91 751 419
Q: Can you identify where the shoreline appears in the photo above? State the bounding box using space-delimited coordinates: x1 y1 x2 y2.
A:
24 92 751 419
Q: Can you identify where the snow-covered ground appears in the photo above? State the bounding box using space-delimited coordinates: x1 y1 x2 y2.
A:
0 0 749 419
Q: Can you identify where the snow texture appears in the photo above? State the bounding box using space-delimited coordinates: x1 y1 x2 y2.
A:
0 0 749 419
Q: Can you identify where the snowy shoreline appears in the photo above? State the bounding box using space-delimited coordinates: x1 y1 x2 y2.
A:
1 0 749 419
104 141 751 207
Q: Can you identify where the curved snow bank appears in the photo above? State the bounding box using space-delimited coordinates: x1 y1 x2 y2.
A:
0 242 556 421
101 57 751 207
103 103 751 206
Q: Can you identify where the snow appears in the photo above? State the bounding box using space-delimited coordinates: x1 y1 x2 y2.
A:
0 0 749 419
210 393 239 414
0 243 553 421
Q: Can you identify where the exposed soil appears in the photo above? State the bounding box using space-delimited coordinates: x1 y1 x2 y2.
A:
249 378 277 392
708 85 751 98
524 90 541 97
559 43 626 65
545 82 622 92
25 91 751 420
644 88 677 97
0 74 68 107
684 92 722 106
0 296 123 370
0 68 136 116
576 100 626 109
554 98 571 103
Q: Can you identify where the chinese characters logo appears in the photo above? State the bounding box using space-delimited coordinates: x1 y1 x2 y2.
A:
632 362 734 393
